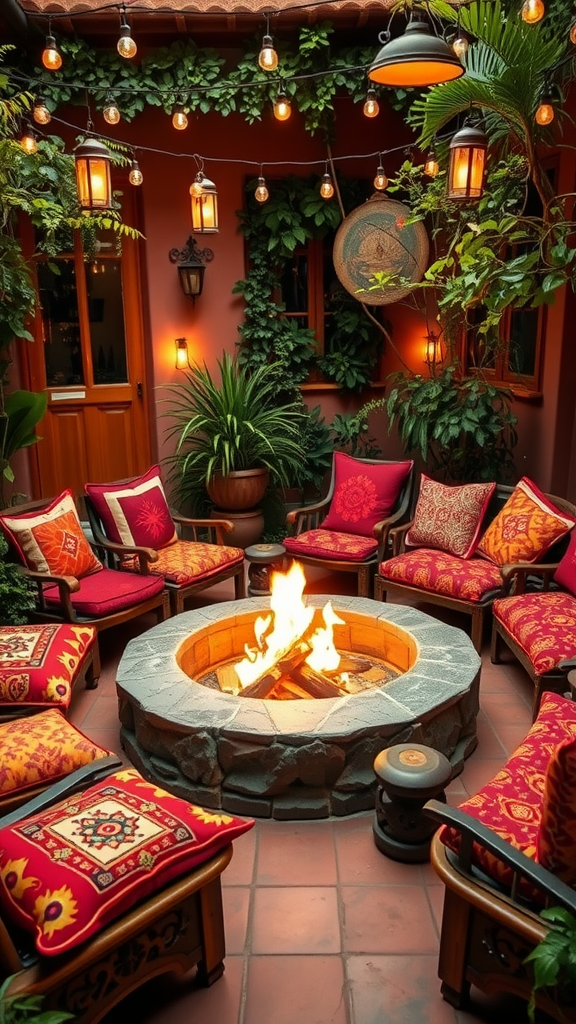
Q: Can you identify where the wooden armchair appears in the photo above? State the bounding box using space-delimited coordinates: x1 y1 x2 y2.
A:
284 454 414 597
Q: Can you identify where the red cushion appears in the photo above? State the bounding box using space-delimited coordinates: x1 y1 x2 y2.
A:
493 591 576 675
0 491 102 579
86 466 177 549
121 538 244 585
440 692 576 894
43 567 165 617
284 529 378 562
0 768 254 955
537 734 576 885
553 527 576 596
405 475 496 559
0 624 96 709
476 477 574 567
379 550 503 602
321 455 413 538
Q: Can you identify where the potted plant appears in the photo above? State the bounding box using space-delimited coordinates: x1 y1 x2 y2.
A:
525 907 576 1022
163 353 306 544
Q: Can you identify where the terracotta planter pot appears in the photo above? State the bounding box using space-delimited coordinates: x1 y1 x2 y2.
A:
207 468 269 512
210 508 265 548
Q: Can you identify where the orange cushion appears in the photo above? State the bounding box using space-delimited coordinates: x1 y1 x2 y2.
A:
476 477 574 566
553 527 576 596
121 538 244 585
379 550 503 601
405 475 495 559
492 591 576 676
0 624 96 709
0 709 110 799
85 466 177 550
321 454 413 538
0 768 254 955
0 491 102 579
537 734 576 885
284 529 378 562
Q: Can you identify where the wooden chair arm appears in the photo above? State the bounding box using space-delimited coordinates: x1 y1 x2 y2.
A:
20 567 80 592
0 755 122 830
424 799 576 915
500 562 560 594
373 505 415 558
87 513 158 572
286 495 331 532
170 513 234 544
20 567 79 619
388 519 415 557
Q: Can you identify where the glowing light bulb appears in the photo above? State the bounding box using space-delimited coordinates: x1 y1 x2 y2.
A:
103 98 120 125
535 101 554 125
255 176 269 203
320 173 334 200
521 0 545 24
363 90 379 118
452 33 469 58
129 160 143 186
190 178 204 198
570 21 576 44
117 21 137 58
258 35 278 71
273 90 291 121
373 165 388 190
42 35 62 70
33 97 51 125
424 151 439 177
21 129 38 155
172 105 188 130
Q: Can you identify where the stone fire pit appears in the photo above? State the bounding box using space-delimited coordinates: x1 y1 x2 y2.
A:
117 597 481 820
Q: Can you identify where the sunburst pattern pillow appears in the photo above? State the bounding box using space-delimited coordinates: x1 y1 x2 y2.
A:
322 454 413 538
86 466 177 550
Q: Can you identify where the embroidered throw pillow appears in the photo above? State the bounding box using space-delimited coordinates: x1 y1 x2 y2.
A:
537 734 576 886
553 527 576 597
476 477 574 566
405 475 496 559
0 768 254 955
86 466 177 550
0 491 102 578
322 454 413 538
0 624 96 709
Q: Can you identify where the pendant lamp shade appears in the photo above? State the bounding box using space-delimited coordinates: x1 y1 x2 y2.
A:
368 14 465 88
447 122 487 201
75 138 112 210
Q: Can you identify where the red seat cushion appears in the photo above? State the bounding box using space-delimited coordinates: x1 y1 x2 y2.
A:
493 591 576 675
440 692 576 894
43 567 165 618
121 538 244 585
0 624 96 709
284 529 378 562
379 550 503 602
0 768 254 955
321 454 413 538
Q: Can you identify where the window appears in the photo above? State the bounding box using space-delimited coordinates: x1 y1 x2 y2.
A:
465 303 545 397
275 237 339 356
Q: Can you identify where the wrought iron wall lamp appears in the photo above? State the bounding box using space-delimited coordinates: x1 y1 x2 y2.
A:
168 236 214 303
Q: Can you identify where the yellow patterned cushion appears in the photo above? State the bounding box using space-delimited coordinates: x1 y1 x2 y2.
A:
0 709 110 798
121 538 244 585
477 477 574 567
0 624 96 709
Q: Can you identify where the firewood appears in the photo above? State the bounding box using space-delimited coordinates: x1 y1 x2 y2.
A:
328 655 372 675
292 664 346 698
237 638 312 694
240 666 282 699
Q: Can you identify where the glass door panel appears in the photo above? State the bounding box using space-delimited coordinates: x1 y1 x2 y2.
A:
37 259 85 387
84 258 128 384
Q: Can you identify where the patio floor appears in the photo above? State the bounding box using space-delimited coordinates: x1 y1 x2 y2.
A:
68 566 551 1024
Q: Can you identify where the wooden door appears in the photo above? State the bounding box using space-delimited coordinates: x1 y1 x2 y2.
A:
22 207 153 498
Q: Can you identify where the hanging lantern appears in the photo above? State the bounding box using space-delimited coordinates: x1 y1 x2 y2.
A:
273 86 291 121
521 0 545 24
33 96 51 125
117 14 137 58
363 89 380 118
190 172 219 233
75 137 113 211
42 33 62 70
368 12 465 88
424 148 439 177
255 176 269 203
447 121 487 201
20 125 38 155
129 159 143 186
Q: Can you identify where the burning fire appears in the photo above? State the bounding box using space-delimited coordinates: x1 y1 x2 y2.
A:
235 562 345 688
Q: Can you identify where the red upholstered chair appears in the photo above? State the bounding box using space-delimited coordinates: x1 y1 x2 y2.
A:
375 478 576 653
284 453 414 597
0 493 170 681
84 465 246 615
424 689 576 1023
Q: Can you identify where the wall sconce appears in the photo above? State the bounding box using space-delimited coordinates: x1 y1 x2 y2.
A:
169 236 214 302
190 172 219 233
424 331 442 369
75 136 113 210
175 337 190 370
447 120 487 201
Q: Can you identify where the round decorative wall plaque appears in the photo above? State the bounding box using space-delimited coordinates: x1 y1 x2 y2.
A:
333 194 429 306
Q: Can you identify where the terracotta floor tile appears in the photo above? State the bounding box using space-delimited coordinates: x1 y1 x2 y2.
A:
341 885 438 954
458 757 503 798
245 956 347 1024
222 826 257 885
473 712 507 759
256 822 337 885
335 822 426 886
346 953 458 1024
480 689 532 721
222 886 250 954
426 883 446 935
251 887 340 954
493 723 537 757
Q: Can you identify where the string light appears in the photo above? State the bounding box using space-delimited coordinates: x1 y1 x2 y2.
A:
255 174 269 203
273 84 291 121
452 7 469 59
363 89 379 118
42 23 62 71
258 16 278 72
535 91 555 125
373 157 388 191
117 12 137 59
103 93 121 125
319 164 334 199
172 102 188 130
33 96 51 125
521 0 545 24
20 124 38 155
570 21 576 44
424 147 439 177
129 158 143 185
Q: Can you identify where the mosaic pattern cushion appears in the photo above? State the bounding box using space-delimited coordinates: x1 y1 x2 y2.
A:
553 527 576 597
493 592 576 676
121 538 244 585
0 491 102 579
476 477 574 567
42 566 165 618
321 454 413 538
379 550 503 602
0 768 254 956
0 624 96 709
537 734 576 885
440 692 576 895
405 475 496 559
0 709 109 799
284 529 378 563
86 466 177 550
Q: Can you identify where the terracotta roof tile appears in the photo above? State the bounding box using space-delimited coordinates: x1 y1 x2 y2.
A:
19 0 393 13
